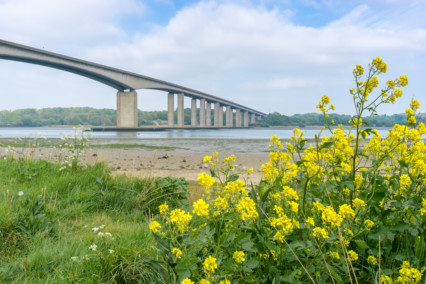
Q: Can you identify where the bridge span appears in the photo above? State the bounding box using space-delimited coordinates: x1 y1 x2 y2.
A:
0 39 266 128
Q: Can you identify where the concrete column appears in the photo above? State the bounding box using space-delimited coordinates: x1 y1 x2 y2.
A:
191 98 197 126
117 90 138 128
218 105 224 127
214 102 220 127
168 93 174 127
206 102 211 126
200 99 206 127
250 113 256 124
225 106 232 127
177 93 184 127
243 111 249 127
236 109 242 127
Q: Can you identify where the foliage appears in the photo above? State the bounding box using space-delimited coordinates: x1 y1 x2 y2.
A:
0 152 189 282
149 58 426 283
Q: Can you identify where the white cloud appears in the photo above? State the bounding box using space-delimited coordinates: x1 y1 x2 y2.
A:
0 0 425 115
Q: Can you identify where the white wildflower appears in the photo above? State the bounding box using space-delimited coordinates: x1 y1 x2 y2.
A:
18 191 24 196
89 244 97 251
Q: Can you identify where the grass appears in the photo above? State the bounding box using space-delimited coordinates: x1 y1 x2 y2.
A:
0 137 185 151
0 156 189 283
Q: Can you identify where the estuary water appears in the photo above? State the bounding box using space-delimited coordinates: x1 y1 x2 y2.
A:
0 127 393 140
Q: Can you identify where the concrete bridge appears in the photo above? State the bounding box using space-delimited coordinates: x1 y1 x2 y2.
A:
0 39 266 128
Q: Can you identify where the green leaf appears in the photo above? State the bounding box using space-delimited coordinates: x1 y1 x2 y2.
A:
354 239 370 249
141 257 168 282
228 174 239 182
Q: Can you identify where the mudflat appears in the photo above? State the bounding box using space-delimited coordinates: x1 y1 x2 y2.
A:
1 138 272 182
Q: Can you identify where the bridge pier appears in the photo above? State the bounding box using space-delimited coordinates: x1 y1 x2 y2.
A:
206 102 212 126
218 105 224 127
117 90 138 128
214 103 220 127
168 93 174 127
243 111 249 127
177 93 184 127
226 106 232 127
200 99 206 127
191 98 197 126
236 109 242 127
250 113 256 124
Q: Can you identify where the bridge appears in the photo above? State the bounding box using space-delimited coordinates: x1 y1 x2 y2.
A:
0 39 266 129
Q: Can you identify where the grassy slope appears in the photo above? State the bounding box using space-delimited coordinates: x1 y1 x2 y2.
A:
0 157 189 283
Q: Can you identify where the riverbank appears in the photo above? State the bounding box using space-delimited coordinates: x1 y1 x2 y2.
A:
0 138 272 182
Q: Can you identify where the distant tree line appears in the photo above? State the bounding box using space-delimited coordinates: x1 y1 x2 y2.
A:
255 112 426 127
0 107 424 127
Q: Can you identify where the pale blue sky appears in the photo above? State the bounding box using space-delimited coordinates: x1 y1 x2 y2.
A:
0 0 425 115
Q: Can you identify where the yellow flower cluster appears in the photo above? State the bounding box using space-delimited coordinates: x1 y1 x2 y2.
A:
172 247 183 259
321 206 343 227
313 227 329 239
170 209 192 232
347 250 358 261
193 199 209 217
367 255 377 265
149 221 161 233
237 197 258 221
339 204 355 219
397 261 423 283
372 56 387 73
181 278 194 284
159 204 169 214
233 251 245 263
421 198 426 216
203 255 217 273
198 173 215 190
270 213 299 243
352 198 366 209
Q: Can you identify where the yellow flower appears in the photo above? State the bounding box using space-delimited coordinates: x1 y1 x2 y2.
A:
203 256 217 273
282 186 299 200
197 173 215 190
400 174 412 189
353 65 364 76
313 227 329 239
398 75 408 87
149 221 161 233
354 174 363 188
410 99 420 111
233 251 245 263
200 279 210 284
237 197 258 221
172 248 183 259
159 204 169 214
224 154 236 162
407 116 417 125
347 250 358 261
339 204 355 219
219 280 231 284
372 56 387 73
368 255 377 265
181 278 194 284
289 201 299 214
380 275 392 284
170 209 192 232
247 168 254 174
305 217 315 226
398 261 423 283
321 206 343 227
364 219 374 229
203 155 212 163
353 198 366 210
421 198 426 216
193 199 209 217
213 196 228 212
330 252 340 260
343 187 351 197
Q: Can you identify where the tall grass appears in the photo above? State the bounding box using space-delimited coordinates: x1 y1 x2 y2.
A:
0 156 188 283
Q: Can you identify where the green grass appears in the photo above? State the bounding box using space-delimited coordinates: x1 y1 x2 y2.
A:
0 156 188 283
0 138 185 151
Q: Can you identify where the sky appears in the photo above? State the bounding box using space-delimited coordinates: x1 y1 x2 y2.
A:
0 0 425 115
